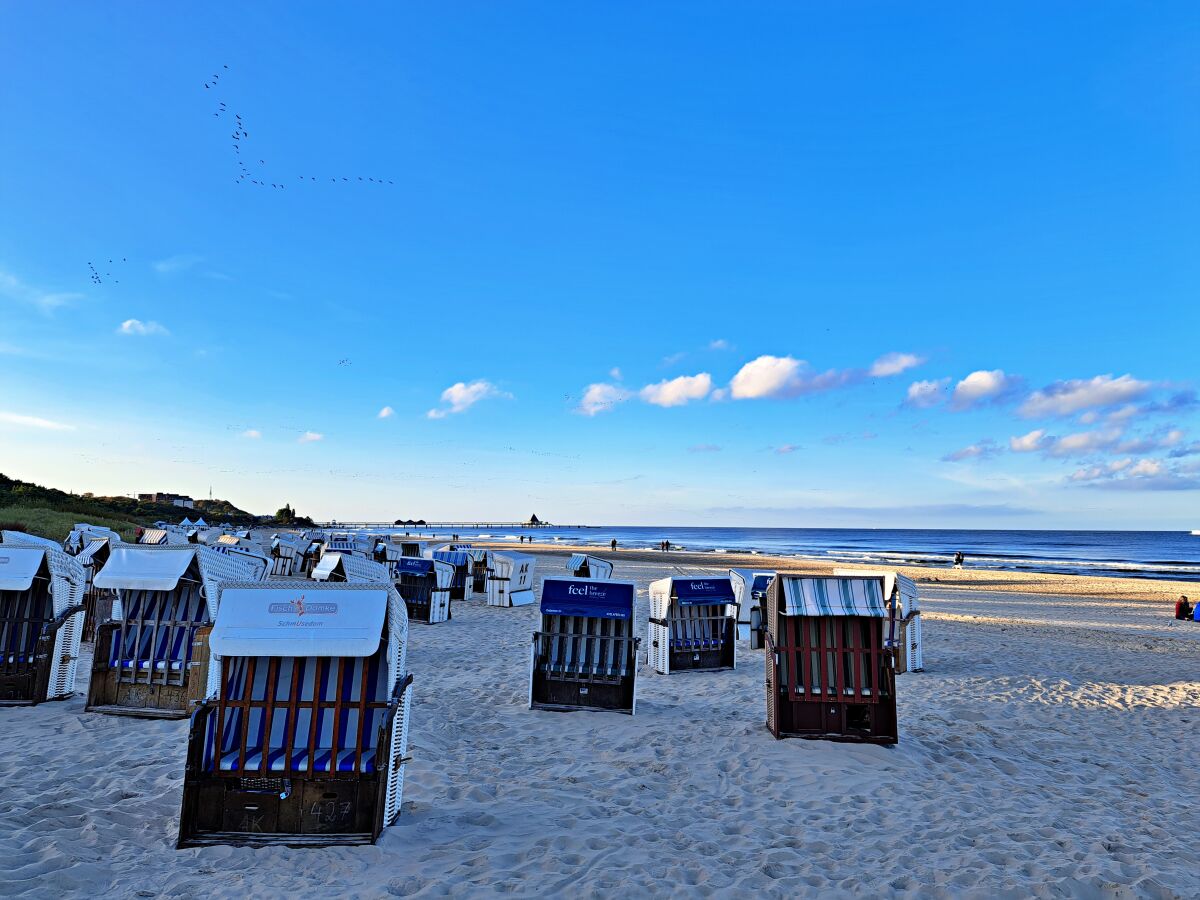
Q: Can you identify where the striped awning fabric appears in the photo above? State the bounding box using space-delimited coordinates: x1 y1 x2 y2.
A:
139 529 169 545
780 577 886 617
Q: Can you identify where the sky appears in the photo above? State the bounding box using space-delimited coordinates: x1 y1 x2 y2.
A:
1 2 1199 528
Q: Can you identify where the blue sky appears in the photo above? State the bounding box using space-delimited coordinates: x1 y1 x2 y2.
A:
2 2 1198 527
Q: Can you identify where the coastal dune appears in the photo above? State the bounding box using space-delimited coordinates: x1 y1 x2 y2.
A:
0 551 1197 897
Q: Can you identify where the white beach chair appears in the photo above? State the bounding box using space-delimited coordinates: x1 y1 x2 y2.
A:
566 553 614 580
310 552 390 584
176 580 413 848
0 542 87 705
485 551 537 607
87 545 264 718
388 556 454 623
647 576 738 675
833 568 922 672
729 568 775 625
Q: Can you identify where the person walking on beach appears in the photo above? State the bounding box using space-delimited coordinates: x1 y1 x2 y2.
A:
611 538 617 551
1176 595 1193 621
953 550 965 570
664 539 671 553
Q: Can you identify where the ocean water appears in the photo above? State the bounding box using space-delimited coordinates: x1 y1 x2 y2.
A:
365 525 1200 582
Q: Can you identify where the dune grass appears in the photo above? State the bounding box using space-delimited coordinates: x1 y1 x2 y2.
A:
0 506 141 543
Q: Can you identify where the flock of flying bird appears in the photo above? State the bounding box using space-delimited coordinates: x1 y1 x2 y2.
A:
86 258 126 285
208 65 397 189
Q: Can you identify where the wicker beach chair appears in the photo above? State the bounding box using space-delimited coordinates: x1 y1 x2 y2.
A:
388 556 454 623
833 569 922 673
86 545 264 718
485 551 536 607
729 568 775 627
0 543 87 706
763 574 898 744
176 580 413 848
647 576 738 675
530 578 639 713
431 549 472 601
566 553 614 580
468 549 494 596
310 552 390 584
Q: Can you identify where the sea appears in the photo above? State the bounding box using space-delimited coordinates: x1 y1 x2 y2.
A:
355 525 1200 582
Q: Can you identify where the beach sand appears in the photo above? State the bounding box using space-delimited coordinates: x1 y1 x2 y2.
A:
1 550 1197 897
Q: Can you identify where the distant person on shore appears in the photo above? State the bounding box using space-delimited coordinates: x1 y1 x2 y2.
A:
611 539 617 551
1176 595 1193 621
664 539 671 552
953 551 965 570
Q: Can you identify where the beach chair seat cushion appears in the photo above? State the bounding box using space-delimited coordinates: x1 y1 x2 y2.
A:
206 653 389 776
218 747 377 774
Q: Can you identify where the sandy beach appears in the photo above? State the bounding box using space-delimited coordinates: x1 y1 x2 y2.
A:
2 550 1198 898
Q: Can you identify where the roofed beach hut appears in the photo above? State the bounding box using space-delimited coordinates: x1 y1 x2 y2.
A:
485 551 536 607
647 576 737 674
387 556 454 623
176 580 413 848
0 542 87 706
87 545 265 718
530 578 639 714
566 553 614 580
763 574 898 744
310 553 390 584
834 568 922 673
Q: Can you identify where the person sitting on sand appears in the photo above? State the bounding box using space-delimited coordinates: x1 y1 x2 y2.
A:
1175 595 1192 621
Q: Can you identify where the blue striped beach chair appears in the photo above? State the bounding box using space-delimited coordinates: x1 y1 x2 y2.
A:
87 545 264 718
177 580 413 848
0 540 87 706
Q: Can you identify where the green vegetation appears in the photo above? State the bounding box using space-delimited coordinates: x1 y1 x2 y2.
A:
0 506 141 542
0 472 261 541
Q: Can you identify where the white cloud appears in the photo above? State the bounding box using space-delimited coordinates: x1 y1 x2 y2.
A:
869 352 924 377
0 268 84 312
906 378 950 408
639 373 713 407
1068 457 1200 491
950 369 1018 410
240 429 261 439
577 383 631 416
709 339 731 350
1020 374 1153 418
0 411 75 431
941 440 1000 462
1009 429 1049 453
729 355 804 399
609 367 622 380
152 254 203 275
377 406 395 419
117 318 169 336
1046 428 1122 457
661 351 687 367
298 431 324 443
775 444 802 454
427 379 508 419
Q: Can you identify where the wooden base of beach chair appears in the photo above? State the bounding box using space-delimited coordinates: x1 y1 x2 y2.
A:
86 622 200 718
530 674 634 713
178 774 388 848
